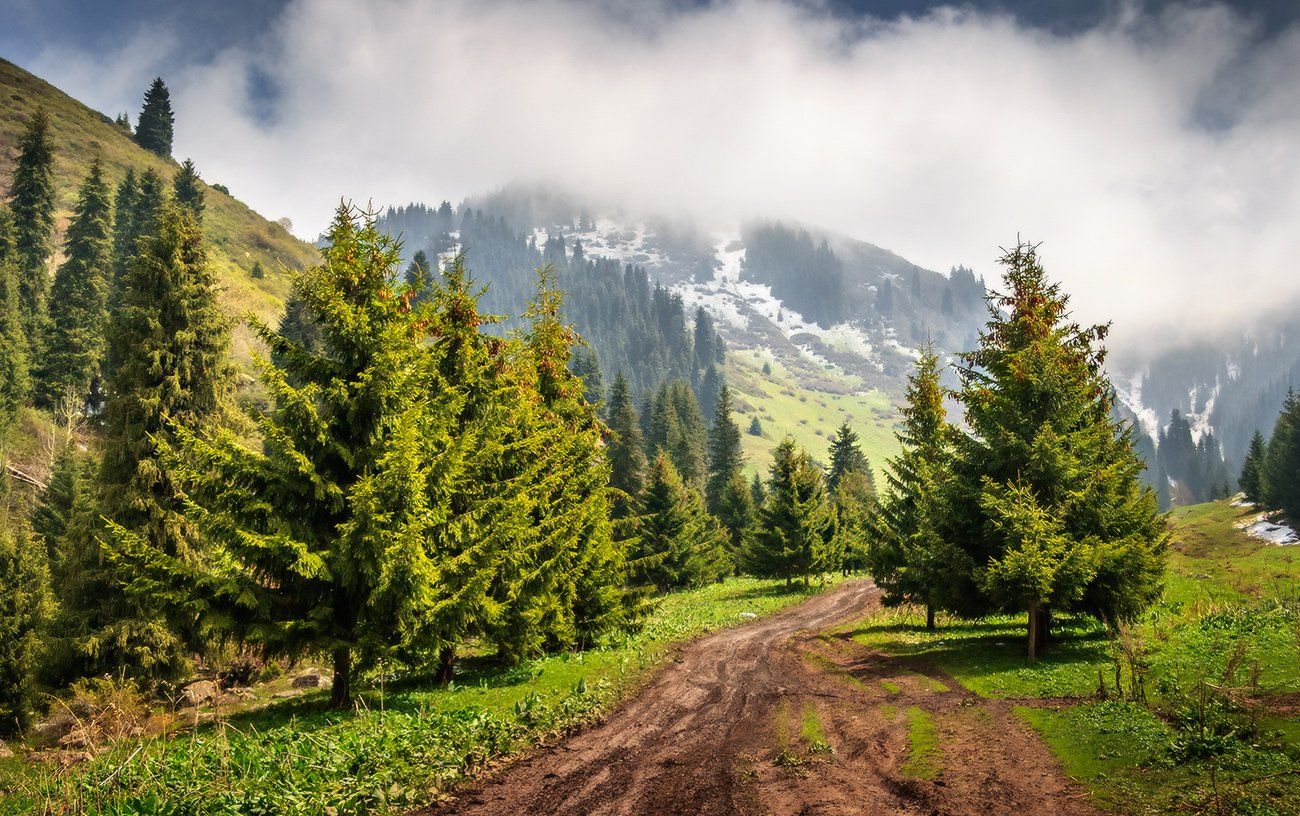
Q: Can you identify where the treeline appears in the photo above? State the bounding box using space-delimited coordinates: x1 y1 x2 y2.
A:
1238 391 1300 521
742 223 845 326
866 243 1167 661
0 92 238 732
377 205 725 404
1152 409 1233 507
604 365 878 595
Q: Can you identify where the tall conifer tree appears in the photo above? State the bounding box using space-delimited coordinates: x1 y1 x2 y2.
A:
172 159 205 219
76 203 231 679
123 206 445 705
953 242 1165 661
0 208 31 436
7 108 56 342
135 78 174 157
633 454 728 592
1239 430 1267 505
743 438 834 586
1263 391 1300 520
705 383 743 514
869 348 969 628
606 372 647 518
38 159 114 409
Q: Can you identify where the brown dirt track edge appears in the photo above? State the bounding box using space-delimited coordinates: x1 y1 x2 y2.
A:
419 580 1100 816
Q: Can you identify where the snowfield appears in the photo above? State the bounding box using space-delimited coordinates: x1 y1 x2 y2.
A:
1235 512 1299 545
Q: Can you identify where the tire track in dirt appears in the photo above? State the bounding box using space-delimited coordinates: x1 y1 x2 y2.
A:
420 580 1101 816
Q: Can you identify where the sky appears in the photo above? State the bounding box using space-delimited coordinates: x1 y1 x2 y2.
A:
3 0 1299 349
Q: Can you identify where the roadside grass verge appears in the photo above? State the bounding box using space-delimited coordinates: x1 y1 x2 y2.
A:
900 706 939 780
845 500 1300 814
0 577 830 816
800 703 833 755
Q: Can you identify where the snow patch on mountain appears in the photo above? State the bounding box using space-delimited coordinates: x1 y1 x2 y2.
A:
672 234 884 374
1113 373 1161 442
1236 512 1299 545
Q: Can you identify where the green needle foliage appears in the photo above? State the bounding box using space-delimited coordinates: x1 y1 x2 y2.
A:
645 379 707 486
869 347 972 628
59 201 233 682
1238 430 1266 505
1262 390 1300 520
633 453 729 592
744 437 835 587
0 511 52 737
952 242 1165 661
172 159 205 219
107 213 630 707
605 371 647 519
705 383 743 515
134 77 174 157
0 207 32 437
7 107 56 342
37 159 114 409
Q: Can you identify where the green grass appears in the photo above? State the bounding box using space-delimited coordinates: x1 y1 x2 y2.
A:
0 577 825 815
726 348 899 479
1018 702 1300 815
848 499 1300 814
901 706 939 780
880 680 902 695
800 703 833 754
0 57 319 365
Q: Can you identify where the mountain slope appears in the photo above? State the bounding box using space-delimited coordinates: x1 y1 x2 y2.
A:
0 57 318 360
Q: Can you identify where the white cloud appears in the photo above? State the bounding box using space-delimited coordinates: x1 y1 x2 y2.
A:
26 0 1300 349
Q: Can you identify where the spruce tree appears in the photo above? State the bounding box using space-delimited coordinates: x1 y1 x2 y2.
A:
1263 391 1300 520
32 444 84 562
606 372 647 518
827 422 873 494
510 267 628 655
715 469 755 562
133 170 167 236
646 380 707 485
0 208 32 437
570 347 604 407
869 348 969 628
1239 430 1267 505
404 249 432 300
135 78 174 157
705 383 743 514
109 170 140 298
172 159 205 219
743 438 834 587
633 453 729 592
7 108 56 342
126 206 444 706
0 513 52 736
37 159 114 410
85 203 231 679
953 242 1165 661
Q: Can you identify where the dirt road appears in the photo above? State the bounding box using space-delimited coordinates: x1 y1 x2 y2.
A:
425 580 1099 816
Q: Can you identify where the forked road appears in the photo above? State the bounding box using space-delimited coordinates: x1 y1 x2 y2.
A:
423 579 1099 816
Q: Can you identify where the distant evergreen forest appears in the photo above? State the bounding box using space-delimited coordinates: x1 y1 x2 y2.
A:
376 203 726 403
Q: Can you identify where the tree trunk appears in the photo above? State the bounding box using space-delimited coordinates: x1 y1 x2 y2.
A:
435 645 457 685
330 646 351 709
1026 605 1039 664
1033 606 1052 651
926 604 936 631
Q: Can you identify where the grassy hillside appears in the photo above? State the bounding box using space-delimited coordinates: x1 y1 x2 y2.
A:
843 499 1300 815
0 57 318 361
725 346 901 481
